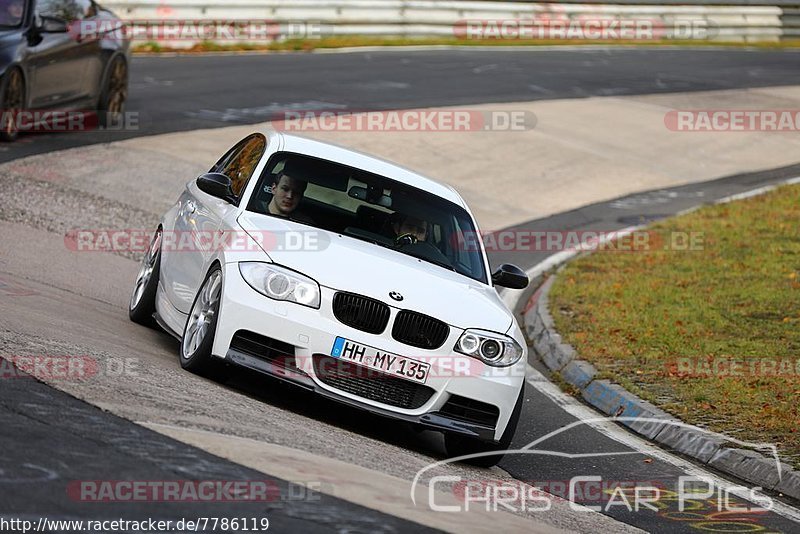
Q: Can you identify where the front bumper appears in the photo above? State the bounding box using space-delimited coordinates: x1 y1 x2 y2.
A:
213 262 526 441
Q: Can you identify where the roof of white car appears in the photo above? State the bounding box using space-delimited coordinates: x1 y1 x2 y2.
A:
269 132 467 208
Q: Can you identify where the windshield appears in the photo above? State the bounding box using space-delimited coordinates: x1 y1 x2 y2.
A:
246 152 488 284
0 0 25 26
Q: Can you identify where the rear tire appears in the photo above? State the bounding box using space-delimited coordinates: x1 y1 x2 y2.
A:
98 56 128 128
180 266 228 380
444 384 525 467
0 68 24 142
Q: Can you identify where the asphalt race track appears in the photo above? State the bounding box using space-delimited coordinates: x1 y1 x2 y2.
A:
2 48 800 162
0 371 433 533
2 48 800 533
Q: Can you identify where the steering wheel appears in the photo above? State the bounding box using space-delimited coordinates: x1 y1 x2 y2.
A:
394 233 418 247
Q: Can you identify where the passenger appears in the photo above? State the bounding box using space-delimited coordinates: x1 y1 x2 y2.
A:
266 161 314 224
2 1 24 25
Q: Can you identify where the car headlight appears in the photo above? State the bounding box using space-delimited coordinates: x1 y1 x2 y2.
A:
454 329 523 367
239 262 320 309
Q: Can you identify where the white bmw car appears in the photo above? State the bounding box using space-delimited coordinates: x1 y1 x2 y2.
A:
129 131 529 465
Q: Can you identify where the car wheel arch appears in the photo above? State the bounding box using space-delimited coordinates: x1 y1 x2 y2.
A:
199 260 225 300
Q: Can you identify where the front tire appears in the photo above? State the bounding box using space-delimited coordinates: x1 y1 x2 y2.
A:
444 384 525 467
129 228 162 326
0 68 24 142
180 266 226 378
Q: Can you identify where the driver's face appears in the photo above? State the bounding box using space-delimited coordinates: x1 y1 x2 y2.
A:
270 175 306 216
396 217 427 242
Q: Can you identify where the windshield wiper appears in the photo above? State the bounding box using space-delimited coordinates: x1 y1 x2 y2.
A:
345 232 395 251
396 250 457 272
424 257 457 272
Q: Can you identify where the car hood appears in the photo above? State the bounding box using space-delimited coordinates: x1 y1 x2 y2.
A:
237 212 513 333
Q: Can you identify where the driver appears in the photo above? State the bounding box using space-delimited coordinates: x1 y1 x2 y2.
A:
390 212 428 244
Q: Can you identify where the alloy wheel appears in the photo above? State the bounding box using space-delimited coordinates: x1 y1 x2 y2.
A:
182 270 222 359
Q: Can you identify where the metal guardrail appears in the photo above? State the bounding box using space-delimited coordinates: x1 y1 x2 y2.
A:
465 0 800 5
101 0 790 42
781 7 800 36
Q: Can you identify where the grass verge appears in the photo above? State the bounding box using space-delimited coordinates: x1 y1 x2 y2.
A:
549 184 800 468
131 37 800 54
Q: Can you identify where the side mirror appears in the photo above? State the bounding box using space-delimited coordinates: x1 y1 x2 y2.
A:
491 263 529 289
197 173 235 202
39 15 69 33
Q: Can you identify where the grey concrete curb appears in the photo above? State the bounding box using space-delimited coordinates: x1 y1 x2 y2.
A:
523 274 800 502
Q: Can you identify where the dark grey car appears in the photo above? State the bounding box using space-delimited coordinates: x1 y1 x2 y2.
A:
0 0 130 140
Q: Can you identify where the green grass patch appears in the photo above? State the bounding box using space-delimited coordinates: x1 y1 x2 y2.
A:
131 37 800 54
550 184 800 468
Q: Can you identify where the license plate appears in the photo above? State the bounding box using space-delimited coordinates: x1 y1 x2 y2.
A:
330 337 430 384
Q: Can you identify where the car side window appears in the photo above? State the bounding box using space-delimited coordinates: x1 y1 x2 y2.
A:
36 0 84 21
215 134 267 200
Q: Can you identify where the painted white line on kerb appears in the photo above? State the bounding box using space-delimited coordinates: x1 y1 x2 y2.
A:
715 176 800 205
499 177 800 522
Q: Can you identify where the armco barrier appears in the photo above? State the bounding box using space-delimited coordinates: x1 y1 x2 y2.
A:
100 0 788 43
783 6 800 37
